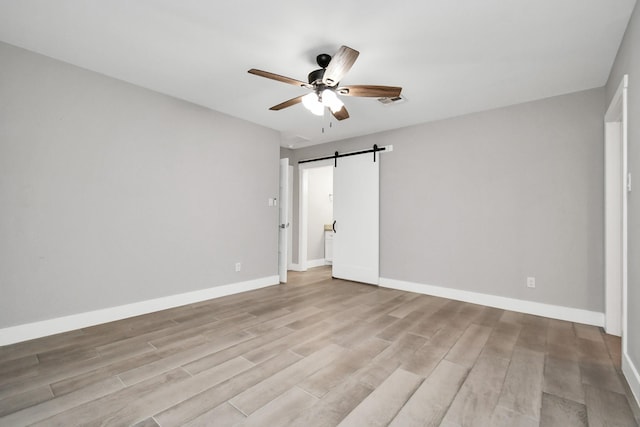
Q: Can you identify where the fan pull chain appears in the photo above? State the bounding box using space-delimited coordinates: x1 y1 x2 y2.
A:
322 106 327 133
320 107 335 134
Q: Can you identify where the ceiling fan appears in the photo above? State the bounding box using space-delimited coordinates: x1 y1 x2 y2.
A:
248 45 402 121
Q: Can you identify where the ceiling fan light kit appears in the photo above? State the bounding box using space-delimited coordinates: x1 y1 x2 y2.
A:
248 45 402 121
301 92 325 116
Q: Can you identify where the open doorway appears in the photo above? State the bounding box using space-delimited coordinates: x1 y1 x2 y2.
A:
299 161 334 270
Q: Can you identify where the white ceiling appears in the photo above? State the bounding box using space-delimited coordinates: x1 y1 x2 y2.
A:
0 1 636 148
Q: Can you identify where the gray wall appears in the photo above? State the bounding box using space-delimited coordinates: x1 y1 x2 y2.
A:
606 0 640 387
307 166 333 261
289 87 605 312
0 42 280 328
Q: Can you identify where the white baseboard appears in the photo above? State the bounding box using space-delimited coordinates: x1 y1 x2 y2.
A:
379 277 604 327
0 275 279 346
623 351 640 410
288 261 329 272
289 263 304 272
307 258 327 269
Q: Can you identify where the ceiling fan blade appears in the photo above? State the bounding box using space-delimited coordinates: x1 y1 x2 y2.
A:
248 69 312 88
337 85 402 98
331 106 350 121
269 95 305 111
322 46 360 86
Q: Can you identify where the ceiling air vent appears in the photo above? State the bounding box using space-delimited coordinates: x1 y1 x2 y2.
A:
377 94 407 106
283 134 310 148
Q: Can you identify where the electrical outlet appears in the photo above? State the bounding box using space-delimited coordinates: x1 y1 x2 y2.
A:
235 262 242 272
527 277 536 288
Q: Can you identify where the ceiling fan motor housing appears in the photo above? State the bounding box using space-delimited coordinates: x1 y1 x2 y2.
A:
308 53 334 85
316 53 331 68
308 68 326 85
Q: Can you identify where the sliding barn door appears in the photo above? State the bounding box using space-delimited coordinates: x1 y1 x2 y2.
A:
332 154 379 285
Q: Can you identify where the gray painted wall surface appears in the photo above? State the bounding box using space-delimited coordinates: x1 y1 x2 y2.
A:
0 42 280 328
280 147 293 161
606 0 640 387
289 88 605 312
307 166 333 261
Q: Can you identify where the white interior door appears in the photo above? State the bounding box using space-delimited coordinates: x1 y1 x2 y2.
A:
332 154 379 285
278 158 289 283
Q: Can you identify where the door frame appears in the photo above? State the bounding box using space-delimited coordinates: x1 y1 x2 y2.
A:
298 159 334 271
604 74 628 342
278 158 291 283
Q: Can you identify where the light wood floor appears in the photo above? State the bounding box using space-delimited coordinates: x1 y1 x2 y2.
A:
1 267 638 426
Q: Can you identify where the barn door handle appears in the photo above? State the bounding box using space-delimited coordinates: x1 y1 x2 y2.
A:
332 220 336 233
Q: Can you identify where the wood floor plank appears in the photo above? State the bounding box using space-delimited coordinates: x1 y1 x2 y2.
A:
0 330 87 364
516 321 548 353
490 406 538 427
0 354 39 377
49 349 163 396
131 417 161 427
118 330 253 385
0 376 125 426
447 302 485 331
0 333 159 400
495 346 545 420
376 309 430 342
388 294 434 318
578 336 612 365
289 333 338 357
31 369 190 426
95 338 157 360
238 386 318 426
242 321 332 364
401 340 450 377
298 337 389 398
284 377 373 427
547 319 580 362
479 321 521 360
574 323 604 343
154 350 302 426
99 357 254 426
229 344 345 415
181 326 292 375
330 314 398 349
357 332 427 389
359 293 418 319
284 309 339 330
337 368 422 427
584 384 638 427
444 323 492 368
183 402 245 427
473 306 505 328
389 359 468 427
0 384 53 417
441 355 511 427
603 333 622 369
243 306 323 335
543 354 585 404
425 324 465 349
540 393 587 427
406 298 452 338
580 361 625 394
